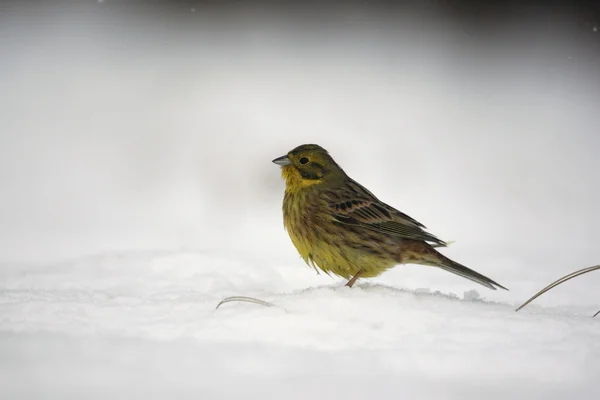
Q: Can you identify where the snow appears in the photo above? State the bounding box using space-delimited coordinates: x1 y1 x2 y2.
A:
1 251 599 399
1 3 600 399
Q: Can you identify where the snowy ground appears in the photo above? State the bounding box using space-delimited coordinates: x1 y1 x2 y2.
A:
2 2 600 399
1 250 599 399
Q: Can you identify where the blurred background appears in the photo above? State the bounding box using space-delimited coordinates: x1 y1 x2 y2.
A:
1 0 599 307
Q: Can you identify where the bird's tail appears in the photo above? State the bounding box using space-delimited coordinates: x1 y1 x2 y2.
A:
400 242 508 291
435 255 508 290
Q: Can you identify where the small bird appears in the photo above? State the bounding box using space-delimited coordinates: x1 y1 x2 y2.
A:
273 144 507 290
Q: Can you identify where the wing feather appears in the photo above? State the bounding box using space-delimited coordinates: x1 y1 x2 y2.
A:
325 179 446 246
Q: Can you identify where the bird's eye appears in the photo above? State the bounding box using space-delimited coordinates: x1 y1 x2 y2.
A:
299 157 309 164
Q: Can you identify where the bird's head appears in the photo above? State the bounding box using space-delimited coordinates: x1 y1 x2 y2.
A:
272 144 346 190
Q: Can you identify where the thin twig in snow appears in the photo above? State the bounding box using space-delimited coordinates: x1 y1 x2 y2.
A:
515 265 600 318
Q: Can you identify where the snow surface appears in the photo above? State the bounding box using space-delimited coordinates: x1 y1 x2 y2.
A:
1 2 600 399
1 250 599 400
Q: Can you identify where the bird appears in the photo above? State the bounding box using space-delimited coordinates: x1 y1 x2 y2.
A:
272 144 507 290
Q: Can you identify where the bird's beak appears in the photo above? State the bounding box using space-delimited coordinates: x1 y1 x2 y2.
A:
272 155 292 166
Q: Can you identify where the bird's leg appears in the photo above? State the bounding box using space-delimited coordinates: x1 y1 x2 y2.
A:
345 270 363 288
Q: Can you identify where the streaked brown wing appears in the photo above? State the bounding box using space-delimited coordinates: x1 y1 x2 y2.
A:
326 179 446 246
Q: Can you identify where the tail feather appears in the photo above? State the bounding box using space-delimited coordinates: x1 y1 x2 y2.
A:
398 241 508 291
437 259 508 291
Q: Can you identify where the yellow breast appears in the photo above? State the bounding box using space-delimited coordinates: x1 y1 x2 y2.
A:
281 183 395 280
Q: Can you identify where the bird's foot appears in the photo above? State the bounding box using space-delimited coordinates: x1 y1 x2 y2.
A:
345 270 363 288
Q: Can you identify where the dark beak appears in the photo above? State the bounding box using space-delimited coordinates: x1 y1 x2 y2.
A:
272 155 292 166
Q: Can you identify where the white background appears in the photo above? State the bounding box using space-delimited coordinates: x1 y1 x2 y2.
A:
1 2 599 398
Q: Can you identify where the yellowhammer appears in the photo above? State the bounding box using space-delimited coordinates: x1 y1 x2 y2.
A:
273 144 507 290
